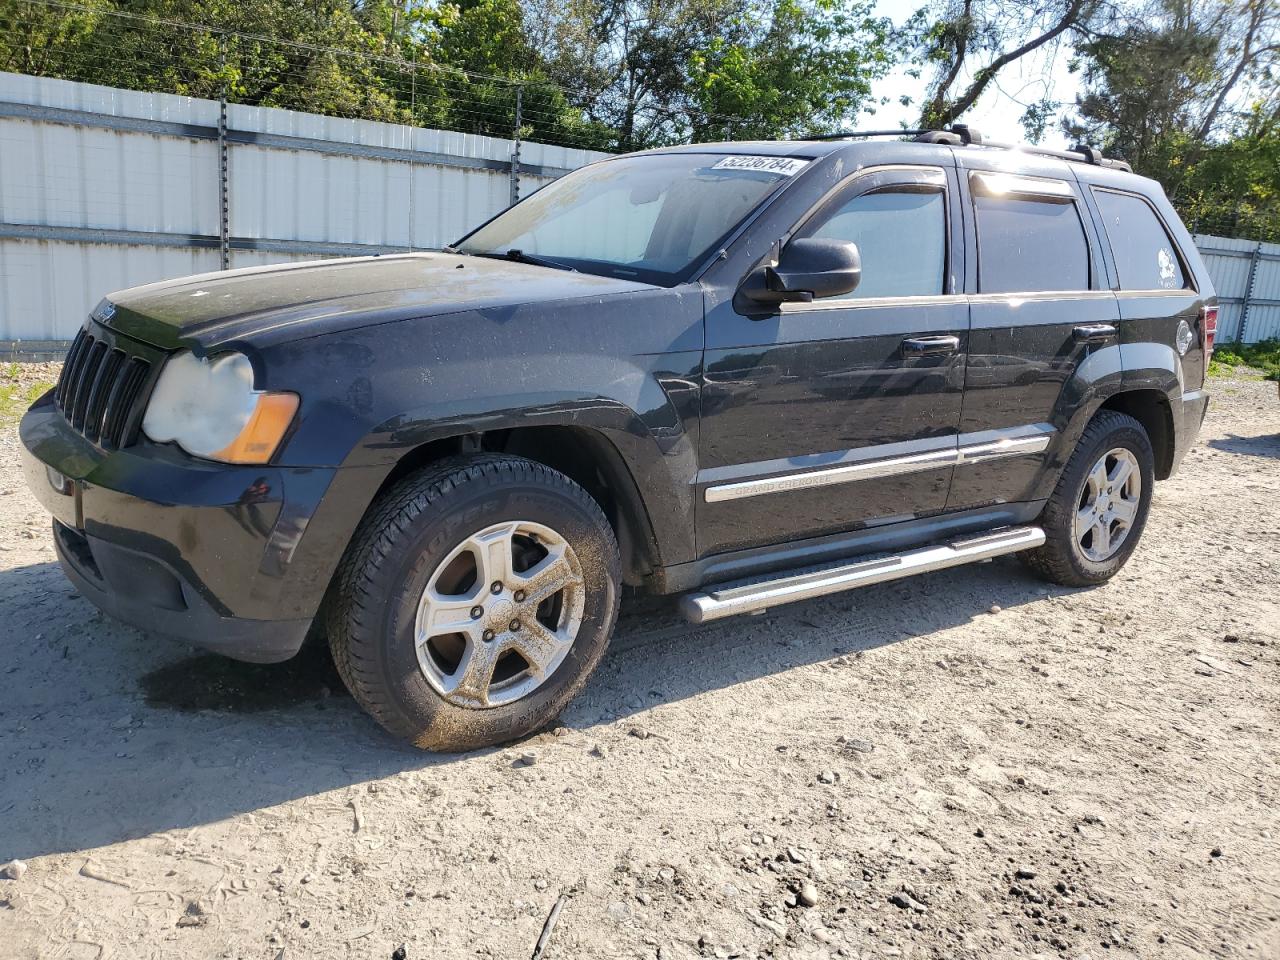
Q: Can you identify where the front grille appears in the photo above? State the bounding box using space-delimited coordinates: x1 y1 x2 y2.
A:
54 326 154 448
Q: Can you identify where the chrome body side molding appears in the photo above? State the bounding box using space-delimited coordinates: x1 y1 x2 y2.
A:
703 428 1054 503
679 525 1046 623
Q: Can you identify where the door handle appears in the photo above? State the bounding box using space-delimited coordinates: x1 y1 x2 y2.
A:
901 335 960 356
1072 323 1117 342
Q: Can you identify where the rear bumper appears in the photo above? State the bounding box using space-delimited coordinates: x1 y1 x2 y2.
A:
1170 388 1210 475
20 393 341 663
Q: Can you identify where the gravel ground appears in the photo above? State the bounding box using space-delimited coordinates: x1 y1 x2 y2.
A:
0 373 1277 960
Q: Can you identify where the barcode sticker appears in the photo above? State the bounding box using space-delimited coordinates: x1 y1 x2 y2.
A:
709 156 810 177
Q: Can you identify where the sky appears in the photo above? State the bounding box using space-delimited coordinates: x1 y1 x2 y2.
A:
863 0 1083 149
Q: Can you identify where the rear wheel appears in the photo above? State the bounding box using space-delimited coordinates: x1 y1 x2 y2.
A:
1020 410 1155 587
327 455 620 750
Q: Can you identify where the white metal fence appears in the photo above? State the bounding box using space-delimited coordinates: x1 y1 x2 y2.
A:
3 72 1278 357
1192 234 1280 344
0 71 608 355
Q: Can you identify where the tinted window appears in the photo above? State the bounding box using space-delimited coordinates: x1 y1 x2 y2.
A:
1092 189 1186 290
458 152 806 286
974 194 1090 293
808 189 945 299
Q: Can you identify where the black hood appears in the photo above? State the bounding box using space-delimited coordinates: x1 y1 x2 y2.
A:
98 252 651 352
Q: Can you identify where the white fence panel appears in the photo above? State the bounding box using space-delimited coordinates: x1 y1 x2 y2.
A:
1194 233 1280 344
0 72 608 351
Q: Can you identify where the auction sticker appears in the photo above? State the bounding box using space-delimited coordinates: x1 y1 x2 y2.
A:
710 156 809 176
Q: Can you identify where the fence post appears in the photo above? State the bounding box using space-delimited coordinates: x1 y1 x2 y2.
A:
509 85 523 207
217 33 230 270
1240 240 1262 343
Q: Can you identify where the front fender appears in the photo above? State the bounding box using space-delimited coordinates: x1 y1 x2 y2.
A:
257 290 705 602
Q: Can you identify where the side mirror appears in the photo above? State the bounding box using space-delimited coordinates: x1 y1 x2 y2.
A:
742 238 861 305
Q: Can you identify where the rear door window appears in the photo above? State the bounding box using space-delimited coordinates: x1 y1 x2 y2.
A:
971 174 1090 293
1092 189 1187 290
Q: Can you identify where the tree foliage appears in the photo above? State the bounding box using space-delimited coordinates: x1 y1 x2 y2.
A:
906 0 1106 130
3 0 1280 241
0 0 892 151
1065 0 1280 238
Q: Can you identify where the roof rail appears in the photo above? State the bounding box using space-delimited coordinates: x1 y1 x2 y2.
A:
794 124 1133 172
801 129 932 141
909 125 1132 172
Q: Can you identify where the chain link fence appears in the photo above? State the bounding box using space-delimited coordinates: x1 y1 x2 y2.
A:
0 0 617 155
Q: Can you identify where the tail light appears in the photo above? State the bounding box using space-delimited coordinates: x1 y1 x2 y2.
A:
1199 304 1218 359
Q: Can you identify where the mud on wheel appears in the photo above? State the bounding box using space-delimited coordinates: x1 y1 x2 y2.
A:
326 455 621 751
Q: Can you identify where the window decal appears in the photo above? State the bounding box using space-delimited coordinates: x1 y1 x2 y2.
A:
1158 248 1178 288
709 156 809 177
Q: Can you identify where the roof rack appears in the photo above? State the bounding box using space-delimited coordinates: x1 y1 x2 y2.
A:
803 124 1132 173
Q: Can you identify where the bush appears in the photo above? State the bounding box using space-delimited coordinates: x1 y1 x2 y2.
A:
1208 339 1280 380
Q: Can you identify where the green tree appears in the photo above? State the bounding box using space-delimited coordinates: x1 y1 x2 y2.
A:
906 0 1108 131
687 0 892 141
1064 0 1280 238
531 0 893 150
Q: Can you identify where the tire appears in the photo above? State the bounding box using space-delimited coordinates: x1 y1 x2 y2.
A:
1020 410 1155 587
327 454 620 751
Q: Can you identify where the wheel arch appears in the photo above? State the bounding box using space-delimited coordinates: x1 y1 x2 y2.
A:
1096 389 1176 480
364 425 663 586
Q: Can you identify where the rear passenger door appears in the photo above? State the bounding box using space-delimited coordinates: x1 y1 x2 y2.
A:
946 158 1122 513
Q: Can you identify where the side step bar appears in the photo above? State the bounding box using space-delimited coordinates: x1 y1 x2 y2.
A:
678 526 1045 624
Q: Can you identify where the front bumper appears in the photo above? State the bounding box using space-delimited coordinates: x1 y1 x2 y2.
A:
20 392 340 663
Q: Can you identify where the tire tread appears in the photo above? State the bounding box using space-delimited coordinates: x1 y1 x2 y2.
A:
1020 410 1153 587
326 454 618 745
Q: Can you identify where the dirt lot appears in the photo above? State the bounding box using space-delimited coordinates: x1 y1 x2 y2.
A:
1 373 1277 960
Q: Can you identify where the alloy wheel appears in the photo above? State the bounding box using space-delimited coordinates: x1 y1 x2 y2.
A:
1074 447 1141 562
413 520 585 708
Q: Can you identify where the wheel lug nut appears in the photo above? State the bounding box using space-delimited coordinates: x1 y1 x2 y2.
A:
490 581 503 594
510 620 521 631
482 629 495 642
470 606 483 620
514 590 526 603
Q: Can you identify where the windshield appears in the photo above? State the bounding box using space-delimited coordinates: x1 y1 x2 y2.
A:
456 152 810 286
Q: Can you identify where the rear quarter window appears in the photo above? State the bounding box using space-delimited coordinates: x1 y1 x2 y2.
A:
1092 189 1187 291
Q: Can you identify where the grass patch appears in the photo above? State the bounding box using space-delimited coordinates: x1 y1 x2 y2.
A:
0 370 56 428
1208 339 1280 380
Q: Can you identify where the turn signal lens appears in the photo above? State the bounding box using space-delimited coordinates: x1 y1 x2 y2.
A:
213 392 299 464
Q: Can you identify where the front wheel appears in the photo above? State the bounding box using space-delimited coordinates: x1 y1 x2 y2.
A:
1020 410 1155 587
327 455 620 751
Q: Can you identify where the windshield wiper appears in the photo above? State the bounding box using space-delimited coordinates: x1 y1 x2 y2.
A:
471 249 577 272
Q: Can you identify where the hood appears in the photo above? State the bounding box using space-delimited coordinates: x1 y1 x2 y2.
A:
97 252 652 352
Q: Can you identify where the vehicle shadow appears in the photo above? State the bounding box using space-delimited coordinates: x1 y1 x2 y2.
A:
1207 432 1280 459
0 555 1066 861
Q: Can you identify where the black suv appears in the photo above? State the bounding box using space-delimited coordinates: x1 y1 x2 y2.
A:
20 129 1216 750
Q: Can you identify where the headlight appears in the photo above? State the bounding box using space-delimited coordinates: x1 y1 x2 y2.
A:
142 351 298 463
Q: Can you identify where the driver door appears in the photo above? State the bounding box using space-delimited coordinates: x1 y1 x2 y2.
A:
697 165 968 556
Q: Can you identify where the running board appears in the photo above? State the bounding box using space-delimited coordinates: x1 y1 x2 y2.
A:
678 525 1046 624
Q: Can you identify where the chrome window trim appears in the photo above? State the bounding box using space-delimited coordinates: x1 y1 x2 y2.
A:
778 293 962 313
1113 288 1199 298
704 431 1054 503
781 289 1124 312
968 290 1114 304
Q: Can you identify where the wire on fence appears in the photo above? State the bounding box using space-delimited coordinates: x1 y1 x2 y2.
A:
0 0 623 153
